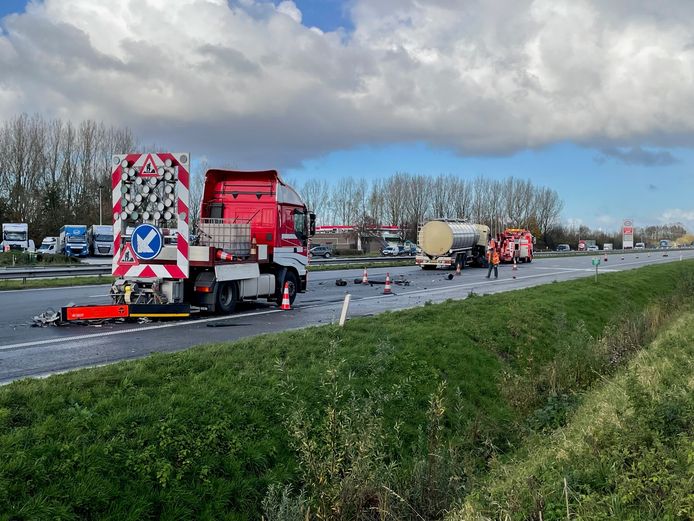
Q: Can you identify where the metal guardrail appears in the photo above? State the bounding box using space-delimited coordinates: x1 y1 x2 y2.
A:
1 248 689 281
0 266 111 281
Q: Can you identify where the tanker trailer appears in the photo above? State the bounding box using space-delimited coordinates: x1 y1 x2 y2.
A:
415 219 490 270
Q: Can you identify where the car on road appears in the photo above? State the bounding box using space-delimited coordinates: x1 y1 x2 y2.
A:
398 244 417 256
634 242 645 249
586 245 599 252
309 245 333 258
556 244 571 252
382 245 400 256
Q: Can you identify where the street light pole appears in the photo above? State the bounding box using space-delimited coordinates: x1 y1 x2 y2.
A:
99 186 102 226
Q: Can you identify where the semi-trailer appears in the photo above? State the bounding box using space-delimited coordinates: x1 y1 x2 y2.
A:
1 223 35 252
88 225 114 256
415 219 490 270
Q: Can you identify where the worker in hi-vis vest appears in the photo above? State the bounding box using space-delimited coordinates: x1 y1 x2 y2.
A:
486 245 500 279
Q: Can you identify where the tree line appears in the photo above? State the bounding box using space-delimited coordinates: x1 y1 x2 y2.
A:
0 114 136 242
297 174 564 247
1 114 687 250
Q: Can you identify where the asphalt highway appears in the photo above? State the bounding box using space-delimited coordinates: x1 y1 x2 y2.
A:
1 250 692 384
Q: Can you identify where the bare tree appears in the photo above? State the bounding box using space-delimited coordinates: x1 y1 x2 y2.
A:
299 178 330 225
383 172 409 229
534 187 564 246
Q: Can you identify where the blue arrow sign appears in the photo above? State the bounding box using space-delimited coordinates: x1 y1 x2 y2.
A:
131 223 163 261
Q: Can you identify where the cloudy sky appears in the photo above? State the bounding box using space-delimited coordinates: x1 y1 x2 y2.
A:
1 0 693 231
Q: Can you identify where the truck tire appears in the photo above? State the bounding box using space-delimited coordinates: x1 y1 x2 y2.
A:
216 281 238 314
283 271 299 304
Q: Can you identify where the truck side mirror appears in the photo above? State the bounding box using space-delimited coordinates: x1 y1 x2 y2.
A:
309 213 316 236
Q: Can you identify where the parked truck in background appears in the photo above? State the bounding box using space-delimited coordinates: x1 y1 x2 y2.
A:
498 228 534 263
88 225 114 256
58 225 89 257
1 223 35 252
415 219 489 270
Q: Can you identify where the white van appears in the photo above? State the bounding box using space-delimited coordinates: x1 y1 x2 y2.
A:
37 237 58 255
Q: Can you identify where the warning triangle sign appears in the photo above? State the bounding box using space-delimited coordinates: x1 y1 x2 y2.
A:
118 242 139 266
139 153 159 177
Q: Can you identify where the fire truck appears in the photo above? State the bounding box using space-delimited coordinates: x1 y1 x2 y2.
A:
60 153 315 322
498 228 535 263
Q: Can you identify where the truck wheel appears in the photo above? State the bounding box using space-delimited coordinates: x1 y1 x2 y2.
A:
216 281 238 314
422 265 436 270
283 271 299 304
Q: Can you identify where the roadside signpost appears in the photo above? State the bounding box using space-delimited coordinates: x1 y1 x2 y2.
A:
592 257 600 282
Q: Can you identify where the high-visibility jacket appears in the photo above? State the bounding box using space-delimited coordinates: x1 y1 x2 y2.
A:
487 250 500 265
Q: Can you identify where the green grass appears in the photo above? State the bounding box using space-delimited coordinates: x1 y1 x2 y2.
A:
0 275 112 291
455 312 694 521
0 251 80 266
0 262 692 520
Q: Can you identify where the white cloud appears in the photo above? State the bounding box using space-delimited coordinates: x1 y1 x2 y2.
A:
1 0 694 167
660 209 694 223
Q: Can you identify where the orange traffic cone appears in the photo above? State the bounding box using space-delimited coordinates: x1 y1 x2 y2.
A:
215 249 233 262
384 273 392 294
280 282 291 310
362 267 369 284
455 263 461 276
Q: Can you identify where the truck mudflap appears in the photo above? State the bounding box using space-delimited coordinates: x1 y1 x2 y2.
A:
60 303 190 322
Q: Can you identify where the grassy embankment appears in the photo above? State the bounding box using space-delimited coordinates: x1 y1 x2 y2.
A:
455 312 693 520
0 262 692 519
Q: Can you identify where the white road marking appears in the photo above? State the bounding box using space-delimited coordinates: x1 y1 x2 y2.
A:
2 253 690 352
0 308 283 351
535 267 617 273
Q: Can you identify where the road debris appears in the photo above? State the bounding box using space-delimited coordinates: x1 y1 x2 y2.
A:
335 278 348 286
32 309 61 327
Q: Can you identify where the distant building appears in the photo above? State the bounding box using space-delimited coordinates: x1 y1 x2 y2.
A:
313 224 403 253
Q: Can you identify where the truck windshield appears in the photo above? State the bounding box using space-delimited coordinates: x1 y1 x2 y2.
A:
3 231 26 241
293 210 307 238
68 236 86 243
94 234 113 242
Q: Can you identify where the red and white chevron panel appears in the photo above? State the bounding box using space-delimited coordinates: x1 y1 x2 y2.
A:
111 152 190 279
